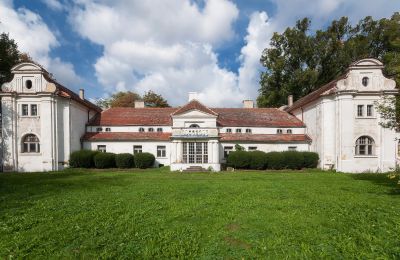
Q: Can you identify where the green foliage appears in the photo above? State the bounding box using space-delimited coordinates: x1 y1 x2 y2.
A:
115 153 134 168
265 152 285 170
95 90 170 109
134 152 155 169
258 13 400 108
94 152 116 169
302 152 319 168
227 151 251 169
249 151 268 170
143 90 170 107
234 144 245 151
69 150 99 168
0 33 21 86
282 151 304 170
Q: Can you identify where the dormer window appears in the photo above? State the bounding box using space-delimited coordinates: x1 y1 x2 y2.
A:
287 129 292 134
105 127 111 132
226 128 232 133
139 127 145 132
157 128 163 132
25 80 32 89
245 129 252 133
277 129 283 134
236 129 242 133
148 128 154 132
362 77 369 87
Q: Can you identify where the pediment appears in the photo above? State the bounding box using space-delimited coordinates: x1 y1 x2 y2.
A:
11 62 43 73
174 109 217 118
171 99 218 117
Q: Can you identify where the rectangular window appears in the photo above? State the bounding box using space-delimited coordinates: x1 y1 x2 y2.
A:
236 129 242 133
182 142 208 163
22 104 29 116
248 146 257 151
367 105 373 117
105 127 111 132
30 104 38 116
224 146 233 158
246 129 252 133
97 145 106 153
357 105 364 117
96 127 103 132
157 145 166 158
288 146 297 151
133 145 142 154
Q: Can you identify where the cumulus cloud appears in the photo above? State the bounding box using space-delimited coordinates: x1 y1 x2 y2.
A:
41 0 64 11
0 0 81 87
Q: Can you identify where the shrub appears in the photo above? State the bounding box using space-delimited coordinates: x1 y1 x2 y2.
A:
115 153 134 168
265 152 285 170
69 150 99 168
94 152 116 169
249 151 267 170
302 152 319 168
227 151 251 169
282 151 304 170
134 152 155 169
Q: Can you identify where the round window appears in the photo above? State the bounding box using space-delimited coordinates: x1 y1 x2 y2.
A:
362 77 369 87
25 80 33 89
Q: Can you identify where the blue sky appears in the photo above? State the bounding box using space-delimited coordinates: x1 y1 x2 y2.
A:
1 0 399 106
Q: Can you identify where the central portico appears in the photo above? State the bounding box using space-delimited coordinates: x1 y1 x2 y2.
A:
170 94 221 171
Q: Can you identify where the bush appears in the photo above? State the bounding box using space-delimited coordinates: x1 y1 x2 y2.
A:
249 151 267 170
69 150 99 168
282 151 304 170
227 151 251 169
302 152 319 168
115 153 134 168
265 152 285 170
94 152 116 169
134 152 155 169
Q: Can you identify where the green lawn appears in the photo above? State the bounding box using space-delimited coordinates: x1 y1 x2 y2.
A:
1 168 400 259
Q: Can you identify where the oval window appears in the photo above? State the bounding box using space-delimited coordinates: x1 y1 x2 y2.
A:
25 80 33 89
362 77 369 87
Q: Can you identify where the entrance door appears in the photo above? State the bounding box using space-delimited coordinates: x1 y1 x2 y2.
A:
182 142 208 164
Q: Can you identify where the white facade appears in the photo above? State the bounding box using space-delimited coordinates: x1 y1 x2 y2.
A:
2 59 397 173
0 63 99 172
288 58 399 173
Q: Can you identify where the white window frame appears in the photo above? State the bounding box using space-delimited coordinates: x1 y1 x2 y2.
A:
288 146 297 151
22 134 40 153
133 145 142 154
355 136 375 156
157 145 166 158
357 105 364 117
248 146 257 151
223 146 233 158
97 145 106 153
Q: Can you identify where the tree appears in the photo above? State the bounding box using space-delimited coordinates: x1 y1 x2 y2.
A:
258 13 400 108
0 33 21 86
95 90 170 109
143 90 170 107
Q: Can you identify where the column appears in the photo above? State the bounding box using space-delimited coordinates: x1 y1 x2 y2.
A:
177 140 183 163
213 141 220 163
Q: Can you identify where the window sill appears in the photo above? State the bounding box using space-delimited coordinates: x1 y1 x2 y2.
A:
355 117 377 119
19 153 42 156
354 155 378 158
157 157 167 159
19 116 40 118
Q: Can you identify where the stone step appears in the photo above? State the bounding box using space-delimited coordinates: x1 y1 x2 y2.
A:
183 166 208 172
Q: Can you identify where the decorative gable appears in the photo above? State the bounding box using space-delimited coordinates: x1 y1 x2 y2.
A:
171 99 218 117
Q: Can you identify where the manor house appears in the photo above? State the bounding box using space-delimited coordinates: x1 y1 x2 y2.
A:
1 58 398 172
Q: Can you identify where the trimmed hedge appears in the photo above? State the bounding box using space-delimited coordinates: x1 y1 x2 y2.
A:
302 152 319 168
69 150 99 168
226 150 319 170
94 152 116 169
134 152 155 169
227 150 251 169
115 153 134 168
249 151 267 170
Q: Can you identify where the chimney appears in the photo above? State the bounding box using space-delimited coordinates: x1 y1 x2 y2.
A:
134 100 145 108
242 100 254 108
188 92 198 102
288 95 293 107
79 89 85 100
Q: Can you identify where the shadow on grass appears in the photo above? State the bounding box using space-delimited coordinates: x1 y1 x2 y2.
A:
350 173 400 195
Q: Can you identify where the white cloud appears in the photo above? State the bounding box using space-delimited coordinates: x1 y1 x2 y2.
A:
41 0 64 11
0 0 82 87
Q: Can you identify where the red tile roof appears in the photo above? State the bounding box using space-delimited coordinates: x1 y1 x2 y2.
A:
88 107 304 127
171 99 218 116
87 107 177 126
82 132 171 141
219 134 311 143
286 74 347 113
213 108 304 127
43 74 102 112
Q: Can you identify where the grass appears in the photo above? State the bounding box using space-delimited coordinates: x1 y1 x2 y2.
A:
1 168 400 259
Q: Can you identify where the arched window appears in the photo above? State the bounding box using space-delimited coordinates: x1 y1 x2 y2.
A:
157 128 163 132
139 127 145 132
189 124 200 128
277 129 283 134
22 134 40 153
245 129 252 133
226 128 232 133
287 129 292 134
362 77 369 87
148 128 154 132
355 136 374 155
25 80 32 89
